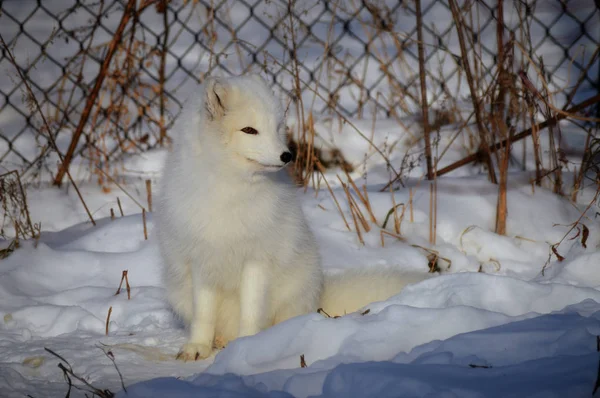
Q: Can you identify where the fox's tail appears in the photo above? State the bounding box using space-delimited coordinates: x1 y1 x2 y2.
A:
319 268 431 317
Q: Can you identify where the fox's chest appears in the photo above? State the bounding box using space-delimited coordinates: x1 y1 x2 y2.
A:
182 184 282 241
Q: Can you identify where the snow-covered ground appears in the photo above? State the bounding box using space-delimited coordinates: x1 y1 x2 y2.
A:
1 126 600 397
1 1 600 397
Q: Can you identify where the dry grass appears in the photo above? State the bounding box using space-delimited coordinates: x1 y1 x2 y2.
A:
0 170 39 244
43 347 123 397
2 0 599 254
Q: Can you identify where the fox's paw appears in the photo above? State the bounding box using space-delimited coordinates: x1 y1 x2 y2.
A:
213 335 229 350
176 342 212 361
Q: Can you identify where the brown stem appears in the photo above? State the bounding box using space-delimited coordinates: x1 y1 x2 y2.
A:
415 0 433 180
0 35 96 226
494 0 508 235
159 0 170 145
436 93 600 177
448 0 497 184
54 0 137 186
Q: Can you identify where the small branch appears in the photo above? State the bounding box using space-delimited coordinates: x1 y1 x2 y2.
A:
98 345 127 394
0 35 96 227
44 347 114 397
415 0 433 180
145 179 153 212
114 270 131 300
158 0 170 145
448 0 497 184
54 0 137 186
436 93 600 177
105 306 113 336
117 197 124 217
142 209 148 240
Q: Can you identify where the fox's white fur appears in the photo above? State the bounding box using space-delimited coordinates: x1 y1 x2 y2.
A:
156 75 426 360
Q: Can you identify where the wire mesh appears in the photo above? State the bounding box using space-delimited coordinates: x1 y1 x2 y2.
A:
0 0 598 178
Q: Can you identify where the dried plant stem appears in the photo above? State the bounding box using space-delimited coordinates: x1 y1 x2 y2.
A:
514 41 600 123
96 166 146 211
344 171 377 223
572 129 592 202
361 185 376 224
380 229 406 247
105 306 113 336
54 0 137 186
262 53 400 180
436 93 600 177
389 185 401 234
338 177 368 244
117 197 124 217
347 198 364 245
448 0 497 184
142 209 148 240
316 162 351 231
542 186 600 274
115 270 131 300
409 187 414 223
415 0 433 180
145 180 153 212
0 35 96 227
158 0 170 145
433 179 438 245
495 134 510 235
2 170 36 237
494 0 509 235
429 183 434 244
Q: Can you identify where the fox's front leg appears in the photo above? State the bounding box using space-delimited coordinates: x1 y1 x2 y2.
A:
177 265 217 361
238 261 270 337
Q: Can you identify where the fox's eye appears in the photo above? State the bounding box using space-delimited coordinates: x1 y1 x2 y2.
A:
241 127 258 135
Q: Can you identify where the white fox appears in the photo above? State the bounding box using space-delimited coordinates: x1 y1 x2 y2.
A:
156 75 427 361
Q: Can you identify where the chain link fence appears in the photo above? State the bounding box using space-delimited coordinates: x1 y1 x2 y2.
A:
0 0 598 181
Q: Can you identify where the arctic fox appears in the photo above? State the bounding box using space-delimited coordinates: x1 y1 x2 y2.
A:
156 75 426 361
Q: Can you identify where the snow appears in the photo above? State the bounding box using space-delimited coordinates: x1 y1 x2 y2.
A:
1 150 600 397
2 1 600 397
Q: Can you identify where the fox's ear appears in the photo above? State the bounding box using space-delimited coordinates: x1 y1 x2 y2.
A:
203 77 228 120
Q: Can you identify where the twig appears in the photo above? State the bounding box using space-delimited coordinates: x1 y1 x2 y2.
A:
436 93 600 177
98 345 127 394
409 187 414 223
448 0 497 184
95 166 146 211
114 270 131 300
105 306 113 336
542 186 600 274
145 179 153 212
380 229 406 247
382 204 405 230
117 197 124 217
44 347 114 397
340 180 365 245
0 35 96 227
316 162 351 231
142 209 148 240
54 0 137 186
158 0 170 145
344 171 377 223
415 0 433 180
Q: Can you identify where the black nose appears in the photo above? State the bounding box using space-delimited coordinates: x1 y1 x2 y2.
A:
280 151 293 164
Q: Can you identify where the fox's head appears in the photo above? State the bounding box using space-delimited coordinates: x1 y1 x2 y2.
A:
198 74 293 174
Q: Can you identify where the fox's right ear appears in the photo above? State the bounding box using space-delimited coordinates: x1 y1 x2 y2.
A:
203 77 228 121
